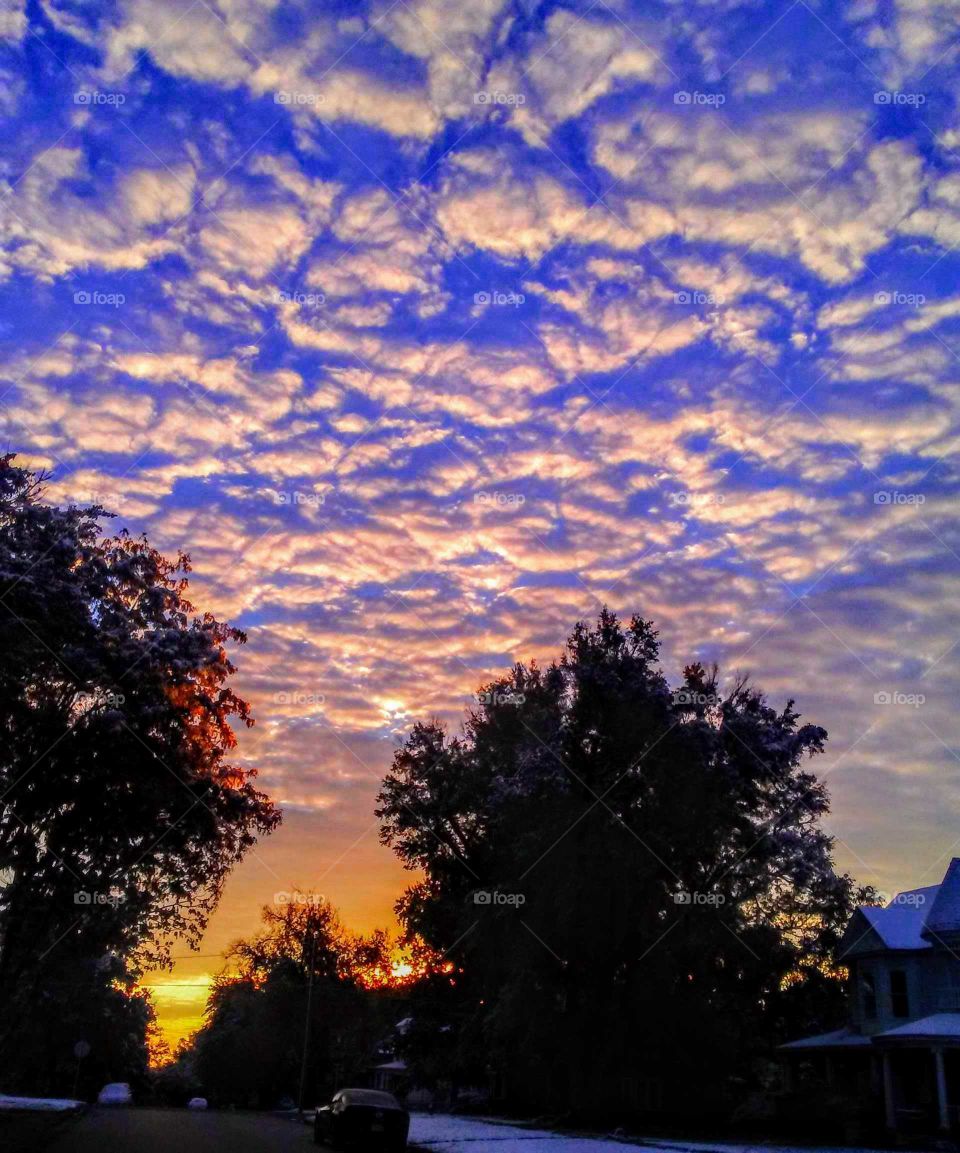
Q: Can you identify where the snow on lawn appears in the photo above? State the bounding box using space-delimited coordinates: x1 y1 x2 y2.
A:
408 1113 889 1153
410 1113 619 1153
0 1095 84 1113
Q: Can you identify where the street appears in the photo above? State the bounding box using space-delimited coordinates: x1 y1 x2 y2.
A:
35 1107 891 1153
44 1107 314 1151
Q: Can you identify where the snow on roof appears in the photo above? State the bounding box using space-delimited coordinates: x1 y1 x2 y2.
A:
0 1095 84 1113
780 1028 872 1050
859 901 930 950
923 859 960 941
853 882 944 951
876 1014 960 1041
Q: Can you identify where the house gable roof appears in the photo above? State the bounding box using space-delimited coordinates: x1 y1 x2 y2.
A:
841 864 960 956
922 858 960 944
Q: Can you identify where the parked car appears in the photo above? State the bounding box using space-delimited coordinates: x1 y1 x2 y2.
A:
314 1088 409 1150
187 1097 208 1110
97 1083 132 1106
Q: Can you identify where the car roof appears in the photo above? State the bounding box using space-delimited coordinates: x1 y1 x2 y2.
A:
335 1088 401 1108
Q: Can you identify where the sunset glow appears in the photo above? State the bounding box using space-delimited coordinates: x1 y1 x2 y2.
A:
3 0 959 1054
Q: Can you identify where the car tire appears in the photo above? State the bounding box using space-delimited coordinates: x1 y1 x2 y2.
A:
314 1123 324 1146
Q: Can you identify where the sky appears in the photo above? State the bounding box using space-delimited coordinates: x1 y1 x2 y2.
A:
2 0 959 1049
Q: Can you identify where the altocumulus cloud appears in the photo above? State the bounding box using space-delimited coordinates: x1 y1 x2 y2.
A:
0 0 959 910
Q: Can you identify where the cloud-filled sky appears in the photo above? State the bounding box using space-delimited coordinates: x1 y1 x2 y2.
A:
2 0 959 1046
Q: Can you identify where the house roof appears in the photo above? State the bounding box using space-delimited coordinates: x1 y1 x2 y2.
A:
780 1027 872 1050
856 887 939 950
922 858 960 942
874 1014 960 1042
845 862 960 953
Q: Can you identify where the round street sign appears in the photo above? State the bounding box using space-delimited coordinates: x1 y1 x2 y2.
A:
73 1041 91 1060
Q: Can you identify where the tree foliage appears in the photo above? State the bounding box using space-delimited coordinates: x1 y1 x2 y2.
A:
377 610 872 1117
192 898 401 1108
0 456 280 1085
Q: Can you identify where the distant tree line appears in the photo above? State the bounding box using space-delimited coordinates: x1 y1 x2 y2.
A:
175 898 407 1109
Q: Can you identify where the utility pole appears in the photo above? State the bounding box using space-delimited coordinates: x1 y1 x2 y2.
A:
297 929 316 1118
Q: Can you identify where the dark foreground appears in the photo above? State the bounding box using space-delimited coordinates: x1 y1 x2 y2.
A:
41 1107 314 1152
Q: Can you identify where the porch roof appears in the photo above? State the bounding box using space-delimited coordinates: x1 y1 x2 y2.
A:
780 1027 872 1051
873 1014 960 1044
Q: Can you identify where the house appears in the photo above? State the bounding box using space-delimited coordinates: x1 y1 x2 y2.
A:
782 858 960 1135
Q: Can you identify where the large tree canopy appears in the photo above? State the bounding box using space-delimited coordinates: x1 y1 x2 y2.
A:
377 610 871 1116
0 456 280 1078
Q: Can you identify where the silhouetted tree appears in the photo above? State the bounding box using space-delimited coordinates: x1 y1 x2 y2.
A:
192 897 399 1108
0 456 281 1087
377 609 872 1119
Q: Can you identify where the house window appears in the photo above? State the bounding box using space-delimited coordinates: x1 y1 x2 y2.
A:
861 970 877 1019
891 970 910 1018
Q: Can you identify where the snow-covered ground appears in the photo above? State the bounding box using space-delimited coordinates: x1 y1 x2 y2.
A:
0 1094 84 1113
408 1113 888 1153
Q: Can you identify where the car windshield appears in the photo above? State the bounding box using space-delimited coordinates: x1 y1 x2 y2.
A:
340 1089 399 1108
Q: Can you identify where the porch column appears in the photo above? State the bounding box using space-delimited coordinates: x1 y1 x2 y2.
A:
882 1050 897 1130
934 1047 950 1133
